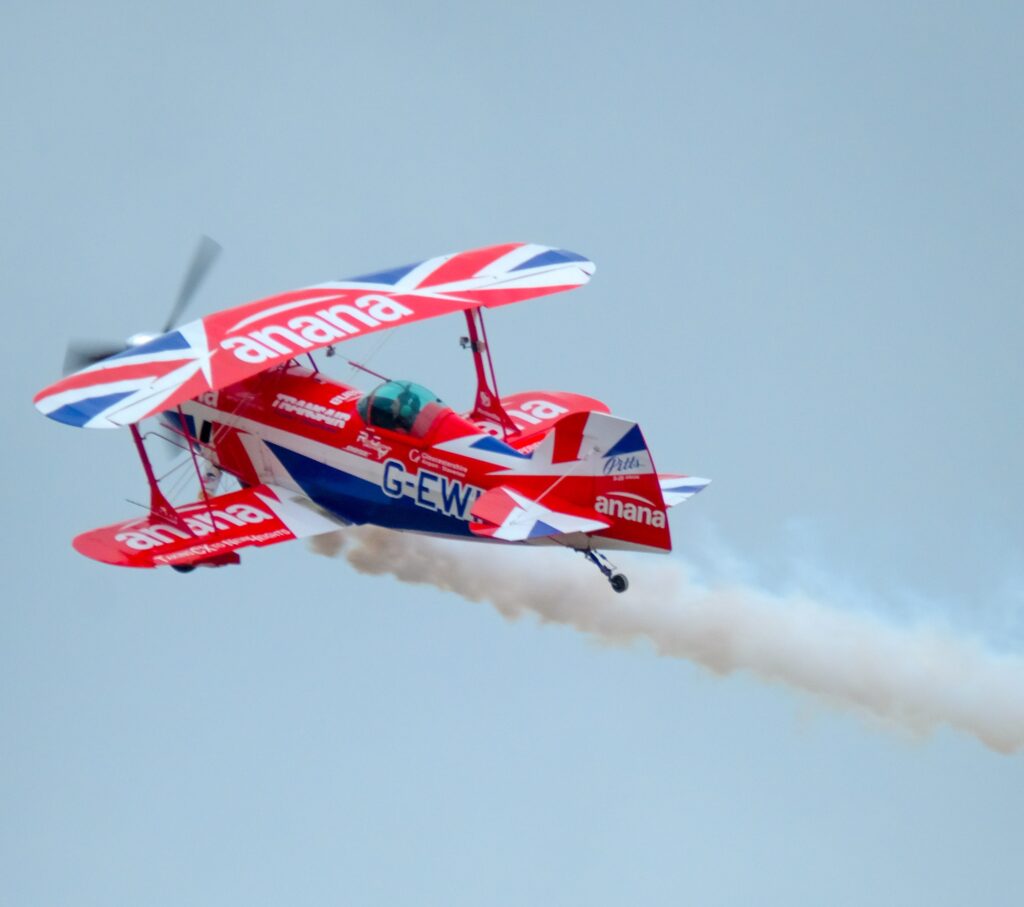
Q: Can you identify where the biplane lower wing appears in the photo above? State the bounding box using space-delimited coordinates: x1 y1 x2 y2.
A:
72 484 344 568
470 486 610 542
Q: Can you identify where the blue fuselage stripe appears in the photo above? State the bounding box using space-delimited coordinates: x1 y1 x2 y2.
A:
266 443 478 537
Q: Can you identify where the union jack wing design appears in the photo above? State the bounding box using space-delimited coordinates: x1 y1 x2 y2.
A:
34 243 594 429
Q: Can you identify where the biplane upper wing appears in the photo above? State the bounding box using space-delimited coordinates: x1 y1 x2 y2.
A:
34 243 594 429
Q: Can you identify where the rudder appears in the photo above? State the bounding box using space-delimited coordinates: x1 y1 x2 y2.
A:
518 411 673 552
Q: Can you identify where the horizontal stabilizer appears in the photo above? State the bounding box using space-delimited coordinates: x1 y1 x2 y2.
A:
462 390 611 444
470 486 609 542
659 474 711 507
73 484 343 568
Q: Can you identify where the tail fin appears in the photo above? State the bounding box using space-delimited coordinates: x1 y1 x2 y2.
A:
527 411 652 472
515 412 674 552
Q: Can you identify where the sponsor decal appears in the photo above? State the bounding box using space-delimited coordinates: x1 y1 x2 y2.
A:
381 459 482 520
602 454 643 475
272 393 350 429
477 399 569 436
475 420 505 438
220 294 414 364
115 503 275 550
330 389 363 406
408 449 468 477
356 430 392 461
152 529 290 564
594 493 666 528
506 399 569 427
476 408 508 427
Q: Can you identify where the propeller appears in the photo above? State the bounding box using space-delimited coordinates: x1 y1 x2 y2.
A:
62 340 126 376
163 234 222 333
62 235 222 375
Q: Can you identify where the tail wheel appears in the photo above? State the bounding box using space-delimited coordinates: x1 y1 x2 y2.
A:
581 548 629 593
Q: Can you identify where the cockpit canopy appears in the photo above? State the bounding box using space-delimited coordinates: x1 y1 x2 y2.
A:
357 380 450 437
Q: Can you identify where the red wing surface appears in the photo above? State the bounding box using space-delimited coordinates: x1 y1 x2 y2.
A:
72 485 342 568
35 243 594 429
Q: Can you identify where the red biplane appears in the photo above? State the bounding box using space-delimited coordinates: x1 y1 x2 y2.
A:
34 241 709 591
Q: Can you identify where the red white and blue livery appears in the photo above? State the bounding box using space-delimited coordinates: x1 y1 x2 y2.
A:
35 241 709 591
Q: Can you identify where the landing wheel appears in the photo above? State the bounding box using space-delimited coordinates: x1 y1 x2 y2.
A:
581 549 629 593
171 563 196 574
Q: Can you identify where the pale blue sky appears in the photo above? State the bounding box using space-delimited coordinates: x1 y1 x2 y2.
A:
3 2 1023 904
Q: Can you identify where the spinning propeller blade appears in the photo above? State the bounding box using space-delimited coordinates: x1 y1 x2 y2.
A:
62 341 126 376
163 234 222 333
61 235 222 375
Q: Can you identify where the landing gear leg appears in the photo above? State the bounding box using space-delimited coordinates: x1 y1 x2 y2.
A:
582 549 629 593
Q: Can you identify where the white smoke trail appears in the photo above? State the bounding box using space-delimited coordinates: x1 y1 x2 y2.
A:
311 528 1024 754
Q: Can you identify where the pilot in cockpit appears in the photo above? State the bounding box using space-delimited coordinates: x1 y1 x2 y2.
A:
358 380 449 438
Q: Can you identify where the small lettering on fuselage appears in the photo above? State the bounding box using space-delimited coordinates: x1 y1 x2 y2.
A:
381 459 482 520
272 393 350 429
330 389 363 406
408 449 468 478
356 430 391 460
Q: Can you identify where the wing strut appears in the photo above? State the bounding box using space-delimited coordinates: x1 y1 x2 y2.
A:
129 423 181 524
128 421 240 567
462 308 519 439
